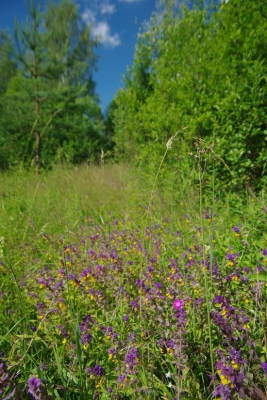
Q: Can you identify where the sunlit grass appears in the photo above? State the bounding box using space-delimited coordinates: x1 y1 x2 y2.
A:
0 164 266 399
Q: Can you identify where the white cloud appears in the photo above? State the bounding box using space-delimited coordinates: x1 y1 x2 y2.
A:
100 2 116 15
92 22 121 48
82 8 96 25
81 1 116 15
81 4 120 48
119 0 143 2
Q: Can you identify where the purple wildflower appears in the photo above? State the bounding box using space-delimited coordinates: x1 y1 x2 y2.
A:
0 362 9 390
125 347 139 372
118 374 126 383
81 333 92 345
93 364 105 376
86 363 104 376
173 299 183 310
130 300 138 309
123 315 129 322
28 376 42 400
261 362 267 376
233 226 241 233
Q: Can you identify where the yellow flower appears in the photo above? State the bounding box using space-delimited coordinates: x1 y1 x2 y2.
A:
231 361 239 370
218 370 231 385
231 275 240 282
221 307 227 317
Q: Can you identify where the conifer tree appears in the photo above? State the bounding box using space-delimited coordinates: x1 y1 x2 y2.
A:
2 0 103 170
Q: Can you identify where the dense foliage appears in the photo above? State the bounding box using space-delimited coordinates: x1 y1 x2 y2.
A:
110 0 267 190
0 0 105 171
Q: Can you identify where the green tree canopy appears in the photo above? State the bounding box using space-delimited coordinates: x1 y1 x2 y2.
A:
111 0 267 190
0 0 105 171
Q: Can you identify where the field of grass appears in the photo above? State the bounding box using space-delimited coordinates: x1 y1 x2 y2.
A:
0 164 267 399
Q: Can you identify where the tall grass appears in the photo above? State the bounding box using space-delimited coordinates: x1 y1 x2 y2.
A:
0 161 266 399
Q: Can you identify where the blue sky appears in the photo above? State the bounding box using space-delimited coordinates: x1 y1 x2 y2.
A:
0 0 157 112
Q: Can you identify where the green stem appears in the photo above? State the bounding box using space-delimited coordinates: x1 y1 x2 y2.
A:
199 165 215 377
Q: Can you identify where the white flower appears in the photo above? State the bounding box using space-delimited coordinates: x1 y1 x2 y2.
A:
167 382 173 388
165 371 171 379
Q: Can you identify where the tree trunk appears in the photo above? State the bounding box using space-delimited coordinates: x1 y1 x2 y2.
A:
33 53 40 173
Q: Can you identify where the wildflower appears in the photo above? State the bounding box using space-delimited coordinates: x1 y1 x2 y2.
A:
165 371 171 378
213 296 224 305
226 251 239 267
108 347 116 360
118 374 126 383
88 249 95 257
93 364 105 376
130 300 138 310
173 299 183 310
261 362 267 377
0 362 9 390
86 364 105 376
123 315 129 323
125 347 139 371
28 376 42 400
81 333 92 348
232 226 241 237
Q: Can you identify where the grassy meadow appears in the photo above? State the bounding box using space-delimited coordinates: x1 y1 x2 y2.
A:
0 163 267 399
